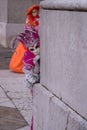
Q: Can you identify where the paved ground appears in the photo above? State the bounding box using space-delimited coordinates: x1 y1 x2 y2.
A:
0 46 32 130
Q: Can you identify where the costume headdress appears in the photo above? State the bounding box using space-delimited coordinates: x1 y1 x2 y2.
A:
12 28 40 50
26 4 40 16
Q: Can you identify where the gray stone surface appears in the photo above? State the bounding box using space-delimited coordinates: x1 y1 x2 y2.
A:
67 112 87 130
6 23 24 47
0 0 7 22
8 0 40 23
34 84 87 130
33 84 53 130
0 70 33 129
40 0 87 11
0 0 40 47
0 0 40 24
48 96 69 130
0 106 28 130
40 3 87 121
0 23 24 47
17 126 29 130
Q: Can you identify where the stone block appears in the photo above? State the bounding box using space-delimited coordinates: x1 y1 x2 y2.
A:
49 97 87 130
40 0 87 11
33 84 87 130
40 5 87 120
67 111 87 130
33 84 53 130
48 97 69 130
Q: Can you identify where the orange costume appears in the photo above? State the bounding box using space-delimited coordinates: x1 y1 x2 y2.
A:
25 5 40 28
9 5 40 74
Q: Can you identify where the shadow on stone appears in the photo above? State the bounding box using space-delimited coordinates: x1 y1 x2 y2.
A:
0 106 28 130
0 45 13 70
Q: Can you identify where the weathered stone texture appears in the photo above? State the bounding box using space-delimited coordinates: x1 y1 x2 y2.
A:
33 0 87 129
33 84 52 130
40 7 87 121
34 84 87 130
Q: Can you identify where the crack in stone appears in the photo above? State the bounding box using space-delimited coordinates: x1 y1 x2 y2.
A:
41 84 87 122
0 85 29 127
49 96 54 103
0 85 17 108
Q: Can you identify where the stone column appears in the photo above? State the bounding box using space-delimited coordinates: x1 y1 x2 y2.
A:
0 0 40 47
33 0 87 129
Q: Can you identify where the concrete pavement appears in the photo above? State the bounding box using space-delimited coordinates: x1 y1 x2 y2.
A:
0 70 33 130
0 45 33 129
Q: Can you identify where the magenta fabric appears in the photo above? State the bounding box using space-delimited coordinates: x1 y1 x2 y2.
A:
30 116 33 130
23 50 35 70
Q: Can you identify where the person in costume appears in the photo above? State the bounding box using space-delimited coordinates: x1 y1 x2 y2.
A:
22 4 40 88
9 5 40 130
25 4 40 30
21 28 40 88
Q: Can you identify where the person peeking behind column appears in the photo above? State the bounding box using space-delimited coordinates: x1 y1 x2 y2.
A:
25 4 40 29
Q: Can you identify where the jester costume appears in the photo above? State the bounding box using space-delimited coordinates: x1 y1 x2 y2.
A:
10 5 40 130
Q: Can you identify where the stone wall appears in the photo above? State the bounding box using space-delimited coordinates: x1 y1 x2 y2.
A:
34 0 87 129
0 0 40 47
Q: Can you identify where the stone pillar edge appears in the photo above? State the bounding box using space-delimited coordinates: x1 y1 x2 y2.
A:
40 0 87 11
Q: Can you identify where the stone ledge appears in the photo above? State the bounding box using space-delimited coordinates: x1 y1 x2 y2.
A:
40 0 87 11
33 84 87 130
